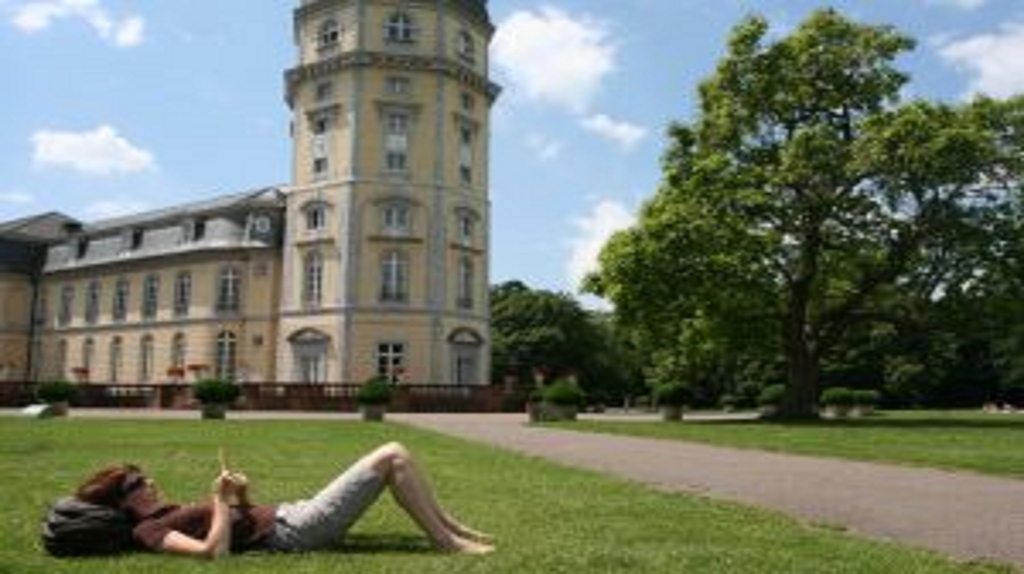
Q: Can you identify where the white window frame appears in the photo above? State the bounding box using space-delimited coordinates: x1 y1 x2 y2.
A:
376 342 406 383
304 251 324 308
113 279 129 322
142 274 159 320
140 335 154 382
215 331 238 381
381 203 412 236
385 11 416 43
380 250 409 303
85 281 101 325
217 267 242 314
174 271 192 317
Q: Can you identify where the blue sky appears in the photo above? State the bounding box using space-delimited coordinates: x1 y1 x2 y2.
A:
2 0 1023 307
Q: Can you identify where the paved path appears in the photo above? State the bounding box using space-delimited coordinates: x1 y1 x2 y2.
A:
392 413 1024 569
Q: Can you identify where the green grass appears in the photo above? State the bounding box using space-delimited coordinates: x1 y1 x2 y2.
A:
554 410 1024 478
0 417 1014 573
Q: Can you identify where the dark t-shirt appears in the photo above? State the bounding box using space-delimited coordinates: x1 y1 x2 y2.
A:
133 503 278 553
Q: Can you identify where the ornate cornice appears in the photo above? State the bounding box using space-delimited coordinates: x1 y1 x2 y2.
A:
285 51 501 107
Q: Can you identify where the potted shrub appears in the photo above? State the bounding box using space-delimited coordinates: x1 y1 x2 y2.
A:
654 382 693 422
852 389 881 417
542 379 584 421
820 387 856 419
356 376 392 422
192 378 240 420
36 380 78 417
757 384 786 418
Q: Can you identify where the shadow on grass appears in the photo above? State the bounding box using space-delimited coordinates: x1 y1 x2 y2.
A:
336 533 433 555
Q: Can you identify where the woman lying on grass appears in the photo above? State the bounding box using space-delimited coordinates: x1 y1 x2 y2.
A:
72 442 494 558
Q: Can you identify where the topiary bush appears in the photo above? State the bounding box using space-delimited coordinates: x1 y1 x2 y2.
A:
356 376 393 405
820 387 856 408
542 379 585 407
36 380 77 404
192 378 241 404
654 382 693 407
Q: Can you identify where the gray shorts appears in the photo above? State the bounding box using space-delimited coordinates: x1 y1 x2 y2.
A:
268 462 386 552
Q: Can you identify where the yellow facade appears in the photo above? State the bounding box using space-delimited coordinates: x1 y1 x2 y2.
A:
1 0 497 389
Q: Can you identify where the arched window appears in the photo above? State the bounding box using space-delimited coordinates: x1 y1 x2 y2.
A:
380 251 409 303
109 337 122 383
318 19 340 49
140 335 154 381
216 331 238 381
171 333 187 369
385 11 415 43
304 251 324 308
216 267 242 313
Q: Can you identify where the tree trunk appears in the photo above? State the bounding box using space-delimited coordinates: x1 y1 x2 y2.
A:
781 333 820 419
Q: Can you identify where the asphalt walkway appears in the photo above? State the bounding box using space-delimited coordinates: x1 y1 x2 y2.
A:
391 412 1024 569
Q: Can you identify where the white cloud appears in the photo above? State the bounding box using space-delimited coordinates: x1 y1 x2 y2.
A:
10 0 145 47
567 199 636 292
84 198 149 220
32 125 156 176
0 190 35 205
493 7 616 114
580 114 647 152
938 20 1024 98
926 0 987 9
525 133 565 161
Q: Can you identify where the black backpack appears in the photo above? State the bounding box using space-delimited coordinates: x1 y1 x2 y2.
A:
41 497 135 557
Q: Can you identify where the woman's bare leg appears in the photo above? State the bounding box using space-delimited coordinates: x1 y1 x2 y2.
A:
365 442 494 553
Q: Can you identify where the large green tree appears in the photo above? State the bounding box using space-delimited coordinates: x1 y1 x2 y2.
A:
587 10 1023 418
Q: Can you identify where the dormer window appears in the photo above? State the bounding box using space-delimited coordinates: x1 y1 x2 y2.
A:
318 19 340 50
456 29 475 63
130 228 144 250
75 238 89 259
183 218 207 243
385 11 415 43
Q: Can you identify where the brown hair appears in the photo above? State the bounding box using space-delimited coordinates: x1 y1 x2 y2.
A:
76 464 143 507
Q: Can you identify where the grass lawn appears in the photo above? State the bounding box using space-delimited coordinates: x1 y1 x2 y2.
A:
555 410 1024 479
0 417 1014 573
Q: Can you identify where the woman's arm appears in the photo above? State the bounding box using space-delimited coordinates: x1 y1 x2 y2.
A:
157 472 236 559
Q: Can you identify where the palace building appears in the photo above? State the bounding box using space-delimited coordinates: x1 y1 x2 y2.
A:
0 0 500 387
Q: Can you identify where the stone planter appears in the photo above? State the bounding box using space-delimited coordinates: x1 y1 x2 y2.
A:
823 405 853 419
661 405 684 422
360 404 387 422
200 403 227 420
543 404 577 421
526 402 543 423
47 401 69 417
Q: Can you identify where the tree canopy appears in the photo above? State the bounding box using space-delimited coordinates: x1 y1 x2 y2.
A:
587 9 1024 418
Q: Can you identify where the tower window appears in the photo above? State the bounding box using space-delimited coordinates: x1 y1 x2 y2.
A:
313 157 329 177
386 76 411 95
306 203 327 231
385 11 415 43
384 112 410 172
457 30 475 63
382 203 411 236
380 251 409 303
304 251 324 308
318 19 340 50
315 81 333 102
